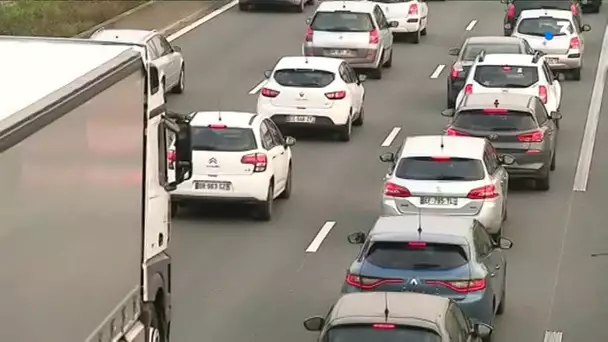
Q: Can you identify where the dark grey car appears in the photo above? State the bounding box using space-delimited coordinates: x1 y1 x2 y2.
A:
446 36 534 108
442 93 561 191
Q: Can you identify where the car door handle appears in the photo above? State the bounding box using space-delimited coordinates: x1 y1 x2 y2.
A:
495 265 501 270
489 272 496 277
272 155 277 159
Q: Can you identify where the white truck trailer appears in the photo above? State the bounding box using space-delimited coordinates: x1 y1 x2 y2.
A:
0 36 193 342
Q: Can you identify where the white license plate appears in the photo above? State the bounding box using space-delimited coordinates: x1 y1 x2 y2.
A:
194 181 232 191
420 197 458 206
286 115 315 123
329 49 354 57
546 58 559 64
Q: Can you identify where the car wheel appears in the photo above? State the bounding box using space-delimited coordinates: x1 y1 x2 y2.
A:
255 182 274 221
383 48 393 68
278 164 292 199
171 65 185 94
535 170 550 191
295 0 304 12
550 153 556 171
370 54 383 79
410 30 420 44
421 26 427 36
353 106 364 126
338 116 352 142
571 67 581 81
496 275 506 315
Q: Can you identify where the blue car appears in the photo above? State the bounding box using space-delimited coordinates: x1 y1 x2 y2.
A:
342 215 513 327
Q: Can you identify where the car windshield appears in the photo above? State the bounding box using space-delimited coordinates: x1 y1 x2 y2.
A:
190 127 257 152
462 43 523 61
452 110 538 132
273 69 335 88
366 241 469 270
517 17 573 37
473 65 539 88
311 12 375 32
328 324 442 342
395 157 485 181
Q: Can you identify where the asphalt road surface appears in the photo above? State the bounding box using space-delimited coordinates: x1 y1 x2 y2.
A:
166 2 608 341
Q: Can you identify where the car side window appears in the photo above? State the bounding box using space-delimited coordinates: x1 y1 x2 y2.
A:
158 35 174 56
345 64 358 83
445 305 466 342
158 123 168 186
487 144 501 171
259 121 275 150
541 62 554 83
482 151 495 175
149 36 168 57
374 7 388 29
265 119 285 146
146 41 159 60
534 100 549 125
474 224 493 257
338 64 350 83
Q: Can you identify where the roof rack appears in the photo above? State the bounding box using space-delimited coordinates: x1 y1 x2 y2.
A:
476 49 486 63
531 50 543 64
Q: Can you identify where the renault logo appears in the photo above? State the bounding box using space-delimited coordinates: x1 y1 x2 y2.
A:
208 157 217 164
409 278 419 286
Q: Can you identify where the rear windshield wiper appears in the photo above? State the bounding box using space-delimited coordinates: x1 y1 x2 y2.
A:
410 263 442 269
433 175 470 181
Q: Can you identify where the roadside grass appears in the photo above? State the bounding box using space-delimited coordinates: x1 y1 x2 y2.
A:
0 0 145 37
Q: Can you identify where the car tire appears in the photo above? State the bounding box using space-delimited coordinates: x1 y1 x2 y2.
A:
278 164 292 199
238 3 248 11
571 68 581 81
141 303 166 342
171 65 185 94
410 30 420 44
383 48 393 68
535 170 550 191
496 275 506 315
421 26 427 36
550 153 556 171
370 54 383 79
255 183 274 221
170 202 178 218
295 0 304 13
353 106 364 126
338 116 352 142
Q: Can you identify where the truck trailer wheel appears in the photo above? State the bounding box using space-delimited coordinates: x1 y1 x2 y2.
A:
141 303 166 342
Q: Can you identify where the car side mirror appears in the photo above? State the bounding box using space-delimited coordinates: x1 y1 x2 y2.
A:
284 136 296 147
379 152 394 163
441 109 455 117
173 45 182 53
472 322 493 338
498 154 515 166
550 111 562 120
357 74 367 83
582 24 591 32
497 237 513 249
264 70 272 78
305 17 312 25
448 47 460 56
303 316 325 331
347 232 366 244
149 65 160 95
389 21 399 28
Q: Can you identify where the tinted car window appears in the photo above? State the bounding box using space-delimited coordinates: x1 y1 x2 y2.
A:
373 0 410 2
273 69 335 88
452 110 538 131
366 242 469 270
328 325 442 342
191 127 257 152
517 17 573 37
311 12 375 32
513 0 572 14
462 43 523 61
474 65 539 88
395 157 485 181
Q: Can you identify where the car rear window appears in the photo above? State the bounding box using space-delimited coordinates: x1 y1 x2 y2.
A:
474 65 538 88
366 242 469 271
273 69 335 88
462 43 523 61
513 0 572 13
373 0 412 3
191 127 257 152
452 110 538 132
311 11 375 32
328 325 441 342
395 157 485 181
517 17 573 37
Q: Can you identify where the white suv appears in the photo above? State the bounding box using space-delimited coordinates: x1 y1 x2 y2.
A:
456 52 562 119
170 111 296 221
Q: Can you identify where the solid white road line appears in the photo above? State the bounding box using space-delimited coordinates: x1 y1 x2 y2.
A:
248 80 267 95
573 24 608 192
543 331 563 342
430 64 446 79
465 20 478 31
305 221 336 253
381 127 401 147
167 0 238 42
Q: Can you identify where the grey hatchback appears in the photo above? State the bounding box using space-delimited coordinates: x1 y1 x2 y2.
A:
303 292 493 342
442 93 561 191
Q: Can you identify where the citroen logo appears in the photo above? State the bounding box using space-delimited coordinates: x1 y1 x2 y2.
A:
208 157 217 164
488 134 499 140
299 92 304 97
409 278 419 286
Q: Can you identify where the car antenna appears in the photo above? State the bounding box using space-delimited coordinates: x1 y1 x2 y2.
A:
417 207 423 239
383 292 390 322
440 134 445 150
342 1 346 9
494 99 500 108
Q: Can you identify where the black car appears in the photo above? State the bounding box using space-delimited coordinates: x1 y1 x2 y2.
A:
442 93 561 191
580 0 602 13
502 0 582 36
446 36 534 109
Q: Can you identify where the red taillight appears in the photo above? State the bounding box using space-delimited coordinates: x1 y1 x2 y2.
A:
467 184 498 200
571 3 579 16
450 66 463 79
167 150 176 162
373 324 395 330
507 4 516 18
408 3 418 15
482 108 509 115
346 274 403 290
408 242 427 248
446 128 469 137
425 279 487 293
570 37 581 50
208 124 227 129
431 156 451 162
241 153 268 172
325 90 346 100
464 84 473 95
305 27 313 42
517 130 544 143
383 182 411 198
261 88 280 98
538 85 548 104
369 29 380 44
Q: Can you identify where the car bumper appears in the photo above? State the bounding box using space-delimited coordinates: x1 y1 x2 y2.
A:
171 174 270 202
258 103 350 126
545 53 582 70
302 45 381 69
389 18 422 33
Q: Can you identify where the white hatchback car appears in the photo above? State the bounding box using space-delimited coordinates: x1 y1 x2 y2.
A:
379 135 509 238
257 56 366 142
369 0 428 43
456 52 562 121
170 111 296 221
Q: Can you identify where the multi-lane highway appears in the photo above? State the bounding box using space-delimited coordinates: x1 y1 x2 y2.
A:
165 2 608 341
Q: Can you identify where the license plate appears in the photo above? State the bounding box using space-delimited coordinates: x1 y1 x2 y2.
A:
546 58 559 64
328 49 354 57
286 115 315 123
194 181 231 191
420 196 458 206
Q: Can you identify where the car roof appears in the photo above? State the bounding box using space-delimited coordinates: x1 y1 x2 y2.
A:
332 292 450 325
459 93 536 113
400 135 486 160
368 215 474 245
189 111 259 128
317 1 377 13
90 29 156 43
274 56 342 71
465 36 523 45
519 9 574 20
478 53 537 66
